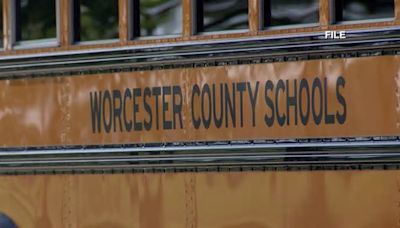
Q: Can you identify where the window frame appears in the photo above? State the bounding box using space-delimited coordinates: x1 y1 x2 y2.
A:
11 0 60 50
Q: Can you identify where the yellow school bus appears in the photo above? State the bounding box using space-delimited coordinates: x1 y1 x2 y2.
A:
0 0 400 227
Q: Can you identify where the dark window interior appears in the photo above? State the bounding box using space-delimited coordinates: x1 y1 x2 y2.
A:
264 0 319 27
195 0 248 33
74 0 119 42
136 0 182 37
336 0 394 21
16 0 56 41
0 0 3 47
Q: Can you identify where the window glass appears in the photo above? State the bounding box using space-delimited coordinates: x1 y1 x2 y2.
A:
17 0 56 41
78 0 118 41
139 0 182 36
267 0 319 27
0 0 3 48
341 0 394 21
201 0 248 32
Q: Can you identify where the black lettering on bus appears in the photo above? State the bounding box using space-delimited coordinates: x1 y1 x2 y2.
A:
276 80 286 127
162 86 172 130
123 88 133 132
152 87 161 130
90 91 102 133
224 83 236 128
299 79 310 126
236 82 246 127
324 78 335 124
112 90 123 132
103 90 112 133
312 78 323 125
286 79 298 126
172 86 183 129
143 87 152 131
248 81 259 127
133 88 142 131
191 84 201 129
122 89 132 132
264 80 274 127
212 84 223 129
336 76 347 124
201 84 212 129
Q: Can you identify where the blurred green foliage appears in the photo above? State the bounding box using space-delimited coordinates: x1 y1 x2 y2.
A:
80 0 118 41
20 0 56 40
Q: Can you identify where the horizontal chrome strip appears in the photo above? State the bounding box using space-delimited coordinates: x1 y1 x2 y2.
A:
1 138 399 156
0 150 399 174
1 37 398 70
1 27 400 78
1 26 399 61
0 152 399 166
0 138 399 174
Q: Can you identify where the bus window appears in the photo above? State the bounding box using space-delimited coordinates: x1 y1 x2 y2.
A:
263 0 319 27
136 0 182 37
75 0 119 42
16 0 56 41
336 0 394 21
195 0 248 33
0 0 2 48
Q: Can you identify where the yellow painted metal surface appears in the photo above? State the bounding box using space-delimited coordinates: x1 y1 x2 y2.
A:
0 170 398 227
1 55 400 147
